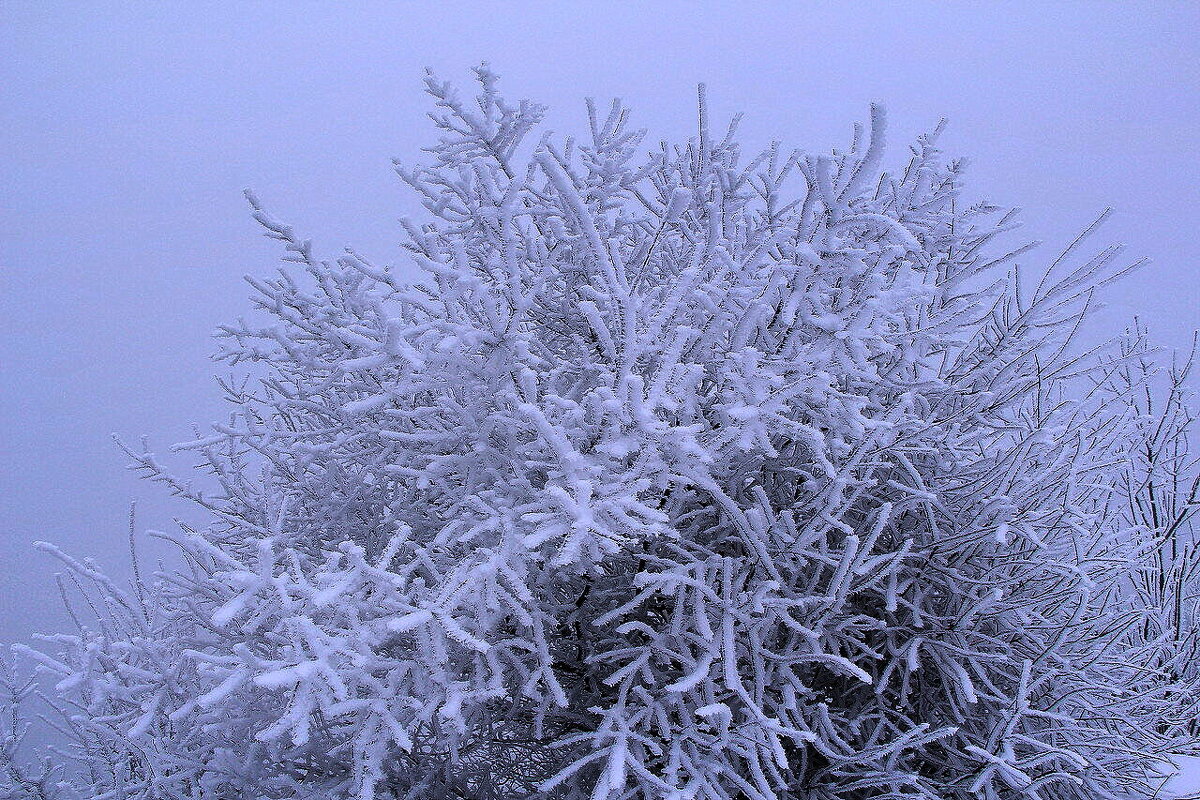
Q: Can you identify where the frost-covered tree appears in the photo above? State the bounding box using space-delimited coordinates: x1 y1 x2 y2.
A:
4 66 1197 800
1097 327 1200 738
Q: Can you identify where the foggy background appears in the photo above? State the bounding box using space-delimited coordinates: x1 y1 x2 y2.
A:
2 2 1198 650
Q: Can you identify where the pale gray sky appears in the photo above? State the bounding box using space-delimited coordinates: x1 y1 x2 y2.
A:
2 2 1198 646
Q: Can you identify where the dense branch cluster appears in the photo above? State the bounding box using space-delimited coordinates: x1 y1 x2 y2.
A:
3 67 1197 800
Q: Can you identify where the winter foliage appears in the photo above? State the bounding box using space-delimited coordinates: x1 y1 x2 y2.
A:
3 66 1199 800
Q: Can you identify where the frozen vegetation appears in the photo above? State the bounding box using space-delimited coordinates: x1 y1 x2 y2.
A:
2 67 1198 800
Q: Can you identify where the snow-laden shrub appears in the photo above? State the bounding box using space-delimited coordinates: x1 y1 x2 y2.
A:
1098 328 1200 740
4 67 1195 800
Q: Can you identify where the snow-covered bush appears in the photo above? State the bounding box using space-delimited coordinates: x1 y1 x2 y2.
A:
1098 328 1200 739
4 66 1196 800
